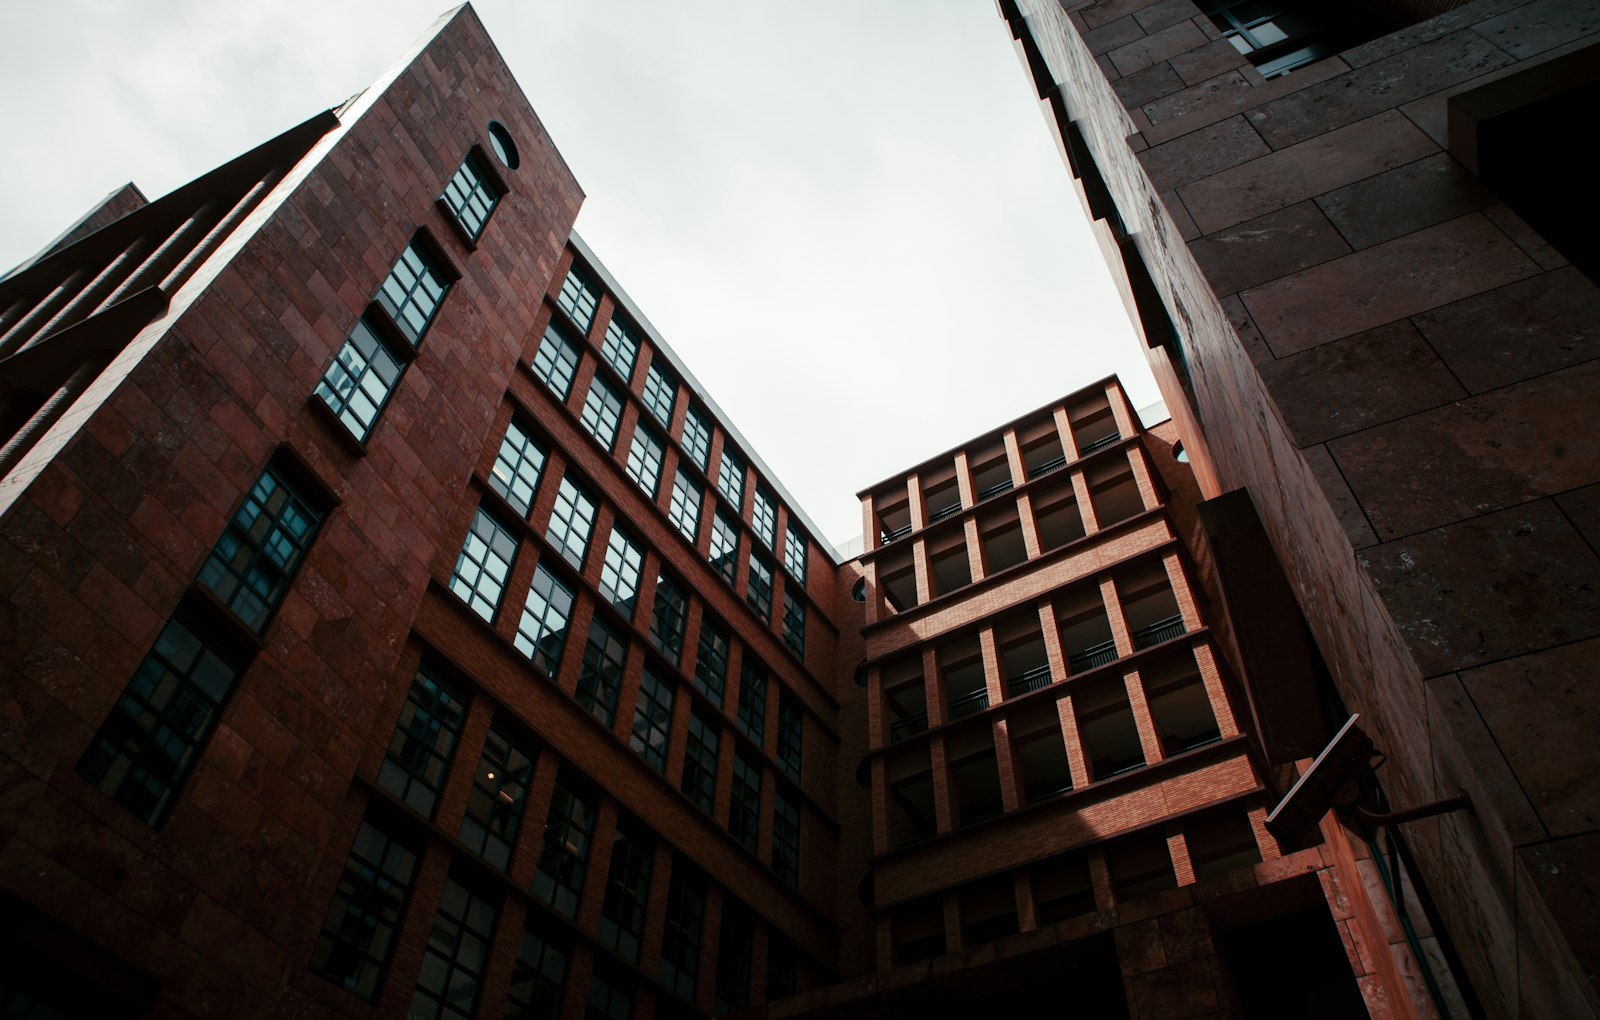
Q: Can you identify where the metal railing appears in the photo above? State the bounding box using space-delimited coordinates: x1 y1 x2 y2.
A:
1067 639 1118 674
890 711 928 743
1078 432 1121 455
1131 614 1186 650
1027 454 1067 480
1025 778 1074 803
928 502 963 524
976 478 1013 501
1093 756 1146 780
947 688 990 721
1006 664 1053 697
880 523 912 544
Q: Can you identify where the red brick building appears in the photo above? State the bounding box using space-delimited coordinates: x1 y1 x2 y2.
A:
0 3 1523 1019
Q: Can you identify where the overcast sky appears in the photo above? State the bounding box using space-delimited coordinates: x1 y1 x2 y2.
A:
0 0 1155 550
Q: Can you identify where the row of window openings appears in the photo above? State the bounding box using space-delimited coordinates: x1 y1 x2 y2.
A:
543 265 809 586
887 808 1263 966
871 455 1149 613
878 651 1221 845
881 564 1191 743
874 395 1125 545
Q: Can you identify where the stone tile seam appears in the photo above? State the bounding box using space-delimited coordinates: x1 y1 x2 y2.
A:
1350 484 1600 562
1315 440 1388 553
1550 494 1600 565
1431 669 1555 849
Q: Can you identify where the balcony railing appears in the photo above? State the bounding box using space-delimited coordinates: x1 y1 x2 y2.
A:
1006 664 1053 698
947 688 990 721
1026 454 1067 480
1093 755 1146 779
1078 432 1121 455
1164 729 1223 755
928 502 963 524
1131 614 1186 650
890 711 928 743
880 523 912 544
977 478 1013 501
1024 778 1074 803
1067 639 1119 675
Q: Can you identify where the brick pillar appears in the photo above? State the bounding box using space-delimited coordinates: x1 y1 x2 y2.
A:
1122 667 1164 766
1072 466 1100 533
943 891 963 955
640 844 674 974
1167 824 1197 887
1192 643 1239 738
513 753 561 890
695 885 723 1016
1101 577 1133 658
1088 849 1114 911
929 735 954 834
1037 601 1067 688
436 695 494 829
1057 691 1093 791
870 757 890 856
876 914 895 973
1125 444 1162 514
863 556 882 627
1003 428 1027 489
1106 379 1137 440
861 493 877 554
1248 805 1282 861
906 474 926 532
1054 406 1080 461
978 624 1005 709
912 537 933 606
953 450 975 509
1161 551 1203 630
612 645 645 744
993 717 1022 814
1016 491 1043 559
922 646 945 730
964 516 985 584
664 683 693 788
1013 870 1039 934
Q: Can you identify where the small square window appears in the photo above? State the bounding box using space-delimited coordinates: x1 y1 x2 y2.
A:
515 565 575 677
630 666 675 773
625 426 665 498
580 377 623 451
450 507 518 622
441 150 502 240
531 323 581 400
784 523 809 585
377 665 467 818
693 618 730 707
783 591 806 659
752 487 777 548
314 313 405 443
746 554 773 621
681 405 713 471
198 463 323 632
489 418 547 517
576 619 628 728
668 470 702 545
545 475 597 571
708 512 740 587
378 240 450 345
650 573 689 666
598 529 644 617
556 264 600 334
717 448 746 510
601 316 639 382
642 361 678 429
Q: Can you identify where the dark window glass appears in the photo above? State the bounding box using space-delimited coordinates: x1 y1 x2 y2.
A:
75 618 241 826
377 241 450 345
681 707 720 814
784 524 808 585
693 619 730 707
767 934 798 1001
630 666 675 773
504 917 570 1020
515 564 574 677
783 591 806 659
752 487 777 548
310 817 419 1002
650 573 689 666
459 723 534 871
746 554 773 621
490 418 547 516
441 150 501 240
681 405 712 470
376 665 467 818
544 475 596 571
668 470 701 544
600 316 639 381
197 464 323 631
450 507 518 622
713 899 754 1014
314 313 404 442
777 695 803 783
708 512 739 587
624 425 664 497
729 750 762 853
598 817 654 963
585 962 633 1020
736 663 767 746
409 875 496 1020
533 773 596 919
531 324 580 400
642 361 677 429
575 618 627 728
579 377 623 452
597 528 644 617
717 448 746 510
658 863 706 1000
773 786 800 888
556 265 599 333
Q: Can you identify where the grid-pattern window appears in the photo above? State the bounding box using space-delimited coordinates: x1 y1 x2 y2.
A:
515 565 574 677
197 464 322 632
441 151 500 240
729 750 762 854
650 573 689 666
746 554 774 621
459 723 534 871
377 240 450 345
504 918 570 1020
310 818 419 1002
752 487 778 548
668 470 702 544
598 817 654 963
624 425 664 497
693 619 730 707
600 316 639 382
714 900 754 1015
489 418 546 516
597 528 644 617
783 591 806 659
681 707 720 814
377 666 467 818
556 265 599 333
630 666 674 773
576 619 628 728
773 787 800 887
777 695 803 783
76 618 241 826
450 507 517 622
533 773 596 919
717 448 746 510
784 523 808 585
545 475 597 571
681 405 712 470
579 377 623 451
531 324 581 400
658 864 706 1000
586 965 633 1020
708 511 739 587
737 663 767 746
409 875 496 1020
642 361 678 428
314 314 404 443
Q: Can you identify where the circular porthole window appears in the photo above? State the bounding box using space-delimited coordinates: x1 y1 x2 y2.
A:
851 578 867 602
487 121 519 170
1173 441 1190 464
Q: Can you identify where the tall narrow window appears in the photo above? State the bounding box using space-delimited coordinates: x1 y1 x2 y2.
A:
314 313 404 443
659 863 706 1000
598 816 654 963
668 470 702 544
777 695 803 783
377 666 467 818
459 722 534 871
746 553 773 621
773 786 800 887
597 528 644 617
717 448 746 510
681 404 713 470
650 573 689 666
198 464 323 631
752 487 778 548
489 418 546 517
709 511 740 586
575 618 628 728
784 523 808 585
531 323 581 400
441 150 501 240
450 507 517 622
714 900 754 1014
625 425 664 497
579 377 623 451
504 917 569 1020
783 590 806 659
544 475 596 571
76 618 242 826
378 240 450 345
600 316 639 381
693 618 730 707
767 935 798 1001
515 564 574 677
533 772 596 918
630 666 675 773
729 750 762 853
410 875 497 1020
556 264 599 333
642 361 678 428
681 707 720 814
311 817 419 1001
737 662 767 746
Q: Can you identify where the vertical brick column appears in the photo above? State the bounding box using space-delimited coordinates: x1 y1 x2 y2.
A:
953 451 975 509
978 624 1005 708
1106 380 1137 440
1122 667 1164 766
663 681 693 788
1057 692 1093 791
1003 428 1027 489
640 843 675 979
561 944 593 1020
992 716 1022 814
929 735 954 834
922 646 945 730
1054 406 1080 461
1016 491 1043 559
1125 445 1162 514
964 516 985 584
1167 825 1196 887
1162 551 1203 631
1247 805 1282 861
865 663 883 750
860 493 878 555
1101 577 1133 658
870 757 891 856
1012 870 1039 934
555 598 594 698
912 538 933 607
1072 467 1100 533
1088 849 1114 911
1192 643 1239 738
942 891 963 955
694 884 723 1016
612 646 646 746
435 696 493 831
906 474 926 532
